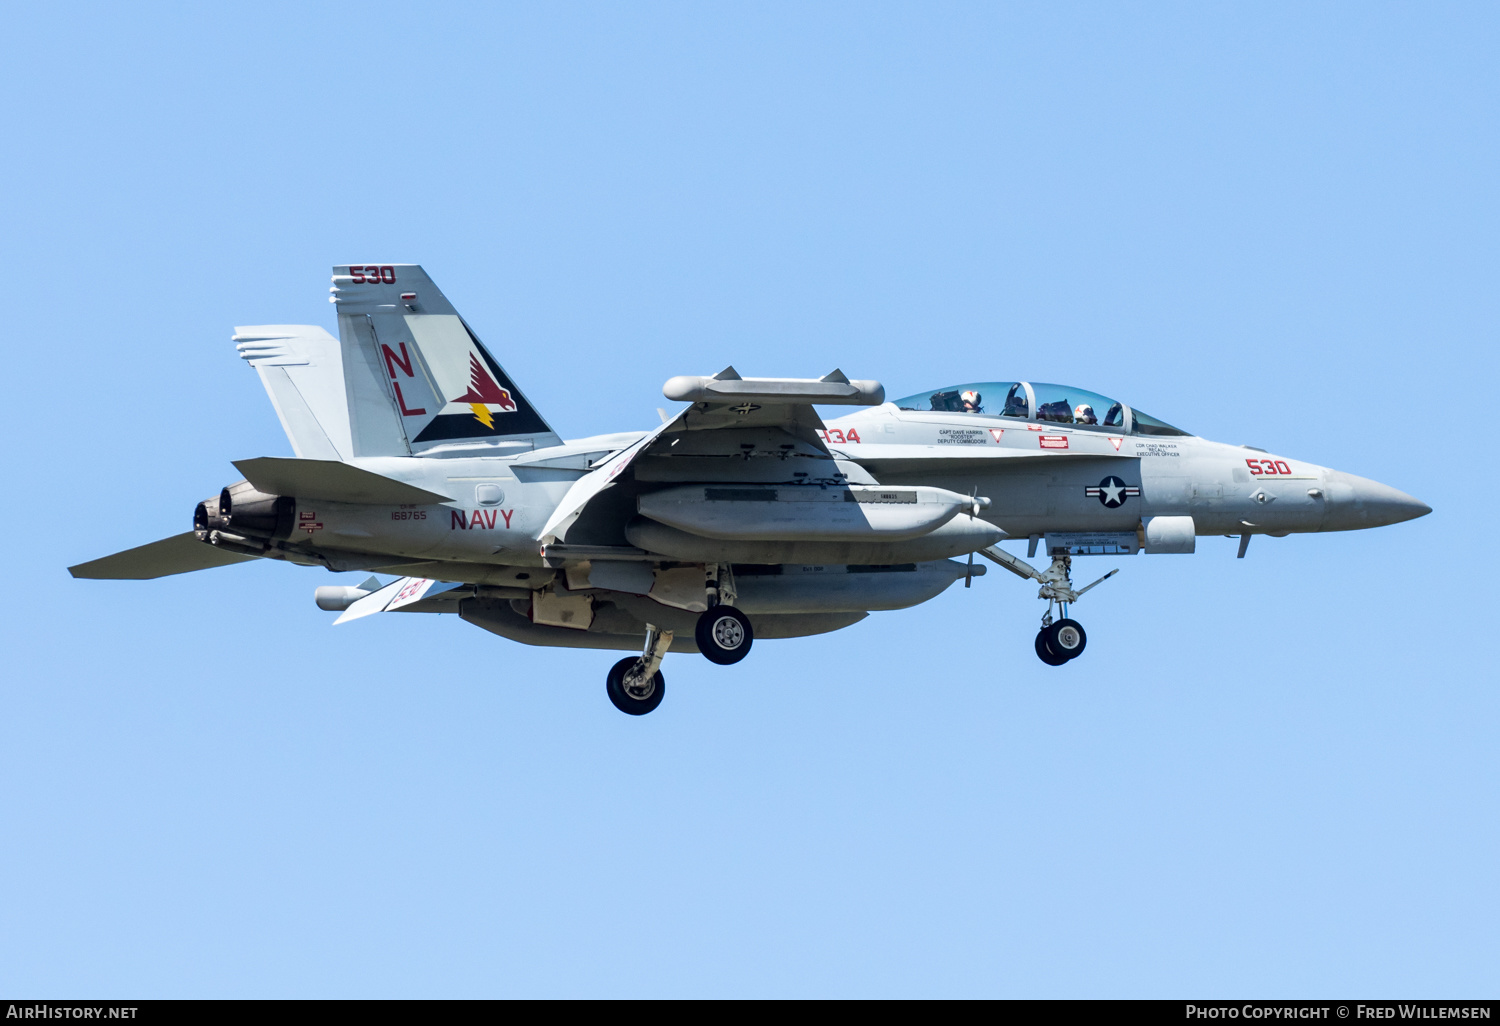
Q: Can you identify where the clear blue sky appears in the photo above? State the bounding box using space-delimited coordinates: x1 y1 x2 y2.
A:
2 1 1495 997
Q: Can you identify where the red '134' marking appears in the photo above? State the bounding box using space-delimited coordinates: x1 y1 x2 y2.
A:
818 429 861 443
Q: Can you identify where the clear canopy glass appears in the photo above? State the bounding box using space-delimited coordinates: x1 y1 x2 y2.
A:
893 382 1030 418
1128 408 1189 436
892 380 1190 435
1029 382 1127 429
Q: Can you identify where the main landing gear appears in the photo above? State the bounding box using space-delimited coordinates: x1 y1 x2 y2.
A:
604 564 755 715
696 561 752 666
607 623 672 716
696 606 753 665
979 548 1118 668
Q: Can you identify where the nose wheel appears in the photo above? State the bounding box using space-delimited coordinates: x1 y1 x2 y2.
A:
979 547 1114 668
1036 617 1087 665
1030 554 1111 667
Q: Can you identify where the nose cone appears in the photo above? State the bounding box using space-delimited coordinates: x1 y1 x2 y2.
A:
1323 471 1432 531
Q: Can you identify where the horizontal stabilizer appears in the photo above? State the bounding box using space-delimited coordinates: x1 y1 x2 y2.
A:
69 532 258 579
334 577 457 623
233 457 451 505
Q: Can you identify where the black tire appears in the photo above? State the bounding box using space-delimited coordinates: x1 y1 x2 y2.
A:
695 606 754 665
606 657 665 715
1049 618 1087 660
1035 629 1069 666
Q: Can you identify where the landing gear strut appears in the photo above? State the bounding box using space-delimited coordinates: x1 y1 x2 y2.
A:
979 547 1117 667
696 563 753 665
603 564 756 715
606 623 672 715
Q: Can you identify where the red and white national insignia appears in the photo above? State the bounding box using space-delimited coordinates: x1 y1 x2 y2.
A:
1039 434 1069 449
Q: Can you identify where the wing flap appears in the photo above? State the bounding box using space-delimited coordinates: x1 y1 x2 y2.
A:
69 533 258 580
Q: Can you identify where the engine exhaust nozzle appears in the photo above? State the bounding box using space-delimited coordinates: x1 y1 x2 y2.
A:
218 480 295 540
193 494 228 540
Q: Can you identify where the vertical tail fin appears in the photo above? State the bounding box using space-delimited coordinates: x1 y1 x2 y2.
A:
236 324 352 461
329 264 560 456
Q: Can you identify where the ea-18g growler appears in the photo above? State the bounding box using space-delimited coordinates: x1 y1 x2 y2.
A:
70 266 1430 715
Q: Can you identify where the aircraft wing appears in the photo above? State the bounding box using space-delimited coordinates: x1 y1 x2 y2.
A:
68 532 259 579
537 416 681 544
538 368 885 545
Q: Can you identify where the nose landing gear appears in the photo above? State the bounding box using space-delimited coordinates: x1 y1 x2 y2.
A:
1032 556 1109 666
1036 617 1087 665
979 547 1116 667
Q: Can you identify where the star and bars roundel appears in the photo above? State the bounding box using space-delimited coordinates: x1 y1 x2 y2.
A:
1084 475 1140 508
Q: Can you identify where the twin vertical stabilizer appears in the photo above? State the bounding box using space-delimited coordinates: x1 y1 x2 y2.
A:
242 265 560 460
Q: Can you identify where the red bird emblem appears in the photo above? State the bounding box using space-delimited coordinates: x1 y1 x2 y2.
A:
455 353 515 427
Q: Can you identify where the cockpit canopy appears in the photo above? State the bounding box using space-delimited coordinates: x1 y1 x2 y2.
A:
893 381 1189 436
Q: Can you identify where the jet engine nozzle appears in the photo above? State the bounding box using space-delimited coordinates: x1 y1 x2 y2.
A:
192 494 229 540
217 480 296 541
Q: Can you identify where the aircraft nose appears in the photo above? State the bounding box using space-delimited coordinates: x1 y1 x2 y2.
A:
1322 470 1432 531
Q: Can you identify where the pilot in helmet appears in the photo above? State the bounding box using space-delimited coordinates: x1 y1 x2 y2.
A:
961 390 983 413
1074 403 1097 425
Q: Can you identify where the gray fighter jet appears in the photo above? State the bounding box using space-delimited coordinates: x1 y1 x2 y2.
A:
70 266 1430 714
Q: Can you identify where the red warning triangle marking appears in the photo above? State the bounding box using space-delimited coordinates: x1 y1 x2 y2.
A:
1108 436 1123 451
